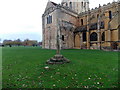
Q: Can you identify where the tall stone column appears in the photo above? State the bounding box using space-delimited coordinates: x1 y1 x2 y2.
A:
80 32 83 49
86 31 90 49
108 18 112 48
108 29 112 49
48 26 51 49
42 15 45 48
97 29 101 50
86 11 90 49
97 9 101 50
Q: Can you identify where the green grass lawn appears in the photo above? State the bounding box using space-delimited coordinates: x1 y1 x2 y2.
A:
2 47 119 88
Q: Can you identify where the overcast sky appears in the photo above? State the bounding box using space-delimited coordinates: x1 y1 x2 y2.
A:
0 0 114 42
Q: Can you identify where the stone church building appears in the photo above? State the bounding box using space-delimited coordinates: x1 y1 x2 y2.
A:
42 0 120 50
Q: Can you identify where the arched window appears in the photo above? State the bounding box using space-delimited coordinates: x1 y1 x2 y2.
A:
84 2 86 7
97 14 99 18
81 19 83 25
47 16 50 24
90 32 98 41
83 32 86 41
109 11 112 19
47 15 52 24
66 3 68 6
70 2 72 9
47 17 49 24
102 32 105 41
62 35 64 41
50 15 52 23
81 2 83 8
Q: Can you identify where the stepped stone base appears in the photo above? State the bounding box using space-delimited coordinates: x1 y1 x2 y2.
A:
46 54 70 64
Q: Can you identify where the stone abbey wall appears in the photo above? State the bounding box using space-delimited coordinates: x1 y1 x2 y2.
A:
42 1 120 50
74 2 120 50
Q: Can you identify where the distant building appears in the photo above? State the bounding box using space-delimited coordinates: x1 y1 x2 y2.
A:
42 0 120 50
0 43 3 47
23 40 38 46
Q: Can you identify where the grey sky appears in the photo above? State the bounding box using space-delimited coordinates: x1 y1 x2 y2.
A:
0 0 114 42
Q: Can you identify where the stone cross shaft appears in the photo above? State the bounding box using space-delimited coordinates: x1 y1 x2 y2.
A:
56 19 61 54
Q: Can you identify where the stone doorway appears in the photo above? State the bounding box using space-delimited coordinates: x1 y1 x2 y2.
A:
74 34 80 48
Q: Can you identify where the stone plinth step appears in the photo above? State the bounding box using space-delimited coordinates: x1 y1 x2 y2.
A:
46 54 70 64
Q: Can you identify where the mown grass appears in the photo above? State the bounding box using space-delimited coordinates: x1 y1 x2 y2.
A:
2 47 119 88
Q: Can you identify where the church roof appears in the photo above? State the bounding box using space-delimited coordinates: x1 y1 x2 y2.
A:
43 1 78 16
74 26 87 33
44 1 58 13
51 2 58 6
